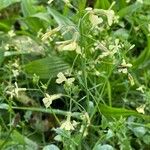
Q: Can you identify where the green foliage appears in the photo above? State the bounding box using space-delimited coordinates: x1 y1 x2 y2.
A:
0 0 150 149
0 0 20 10
24 56 70 79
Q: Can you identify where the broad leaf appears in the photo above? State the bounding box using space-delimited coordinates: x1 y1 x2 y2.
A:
24 56 70 79
47 7 77 39
99 103 150 120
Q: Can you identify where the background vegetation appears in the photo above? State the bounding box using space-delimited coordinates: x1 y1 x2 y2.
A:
0 0 150 149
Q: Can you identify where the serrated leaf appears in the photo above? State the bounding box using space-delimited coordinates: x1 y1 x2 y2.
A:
24 56 70 79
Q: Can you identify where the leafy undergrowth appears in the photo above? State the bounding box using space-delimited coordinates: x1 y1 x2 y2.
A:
0 0 150 149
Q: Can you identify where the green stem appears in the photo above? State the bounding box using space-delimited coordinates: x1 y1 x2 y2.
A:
11 106 82 120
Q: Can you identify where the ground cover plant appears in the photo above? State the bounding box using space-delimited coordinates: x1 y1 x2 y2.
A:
0 0 150 149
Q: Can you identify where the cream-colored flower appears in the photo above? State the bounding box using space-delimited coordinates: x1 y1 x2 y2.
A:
79 125 88 137
60 112 75 131
109 39 121 51
81 112 90 125
136 85 145 93
76 45 82 54
12 69 19 77
42 93 62 108
57 40 77 51
128 73 135 86
106 10 115 26
56 72 67 84
118 59 132 74
66 78 75 86
14 82 26 98
41 26 61 41
136 104 145 114
92 9 115 26
4 44 10 50
56 32 81 54
47 0 53 4
57 40 81 54
89 13 103 27
126 0 131 3
56 72 75 85
6 82 26 98
8 30 16 37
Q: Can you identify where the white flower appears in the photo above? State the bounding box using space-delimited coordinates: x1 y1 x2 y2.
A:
81 112 90 125
6 82 26 98
136 104 145 114
79 125 88 137
56 72 67 84
128 73 135 86
66 78 75 86
95 9 115 26
126 0 131 3
56 72 75 85
60 112 75 131
12 69 19 77
118 59 132 74
136 85 145 93
42 93 62 108
109 39 121 51
47 0 53 4
56 32 81 54
14 82 26 98
57 40 77 51
106 10 115 26
89 13 103 28
8 30 16 37
41 26 61 41
4 44 10 50
56 40 81 54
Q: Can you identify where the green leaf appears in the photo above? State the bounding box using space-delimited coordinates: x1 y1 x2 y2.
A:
11 130 25 145
21 0 47 32
0 103 9 110
21 0 36 17
93 144 114 150
24 56 70 79
132 127 147 138
43 144 60 150
11 130 38 150
47 7 77 39
99 103 150 120
0 49 4 66
0 0 20 10
118 1 142 18
94 0 110 9
31 12 51 22
48 7 75 27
